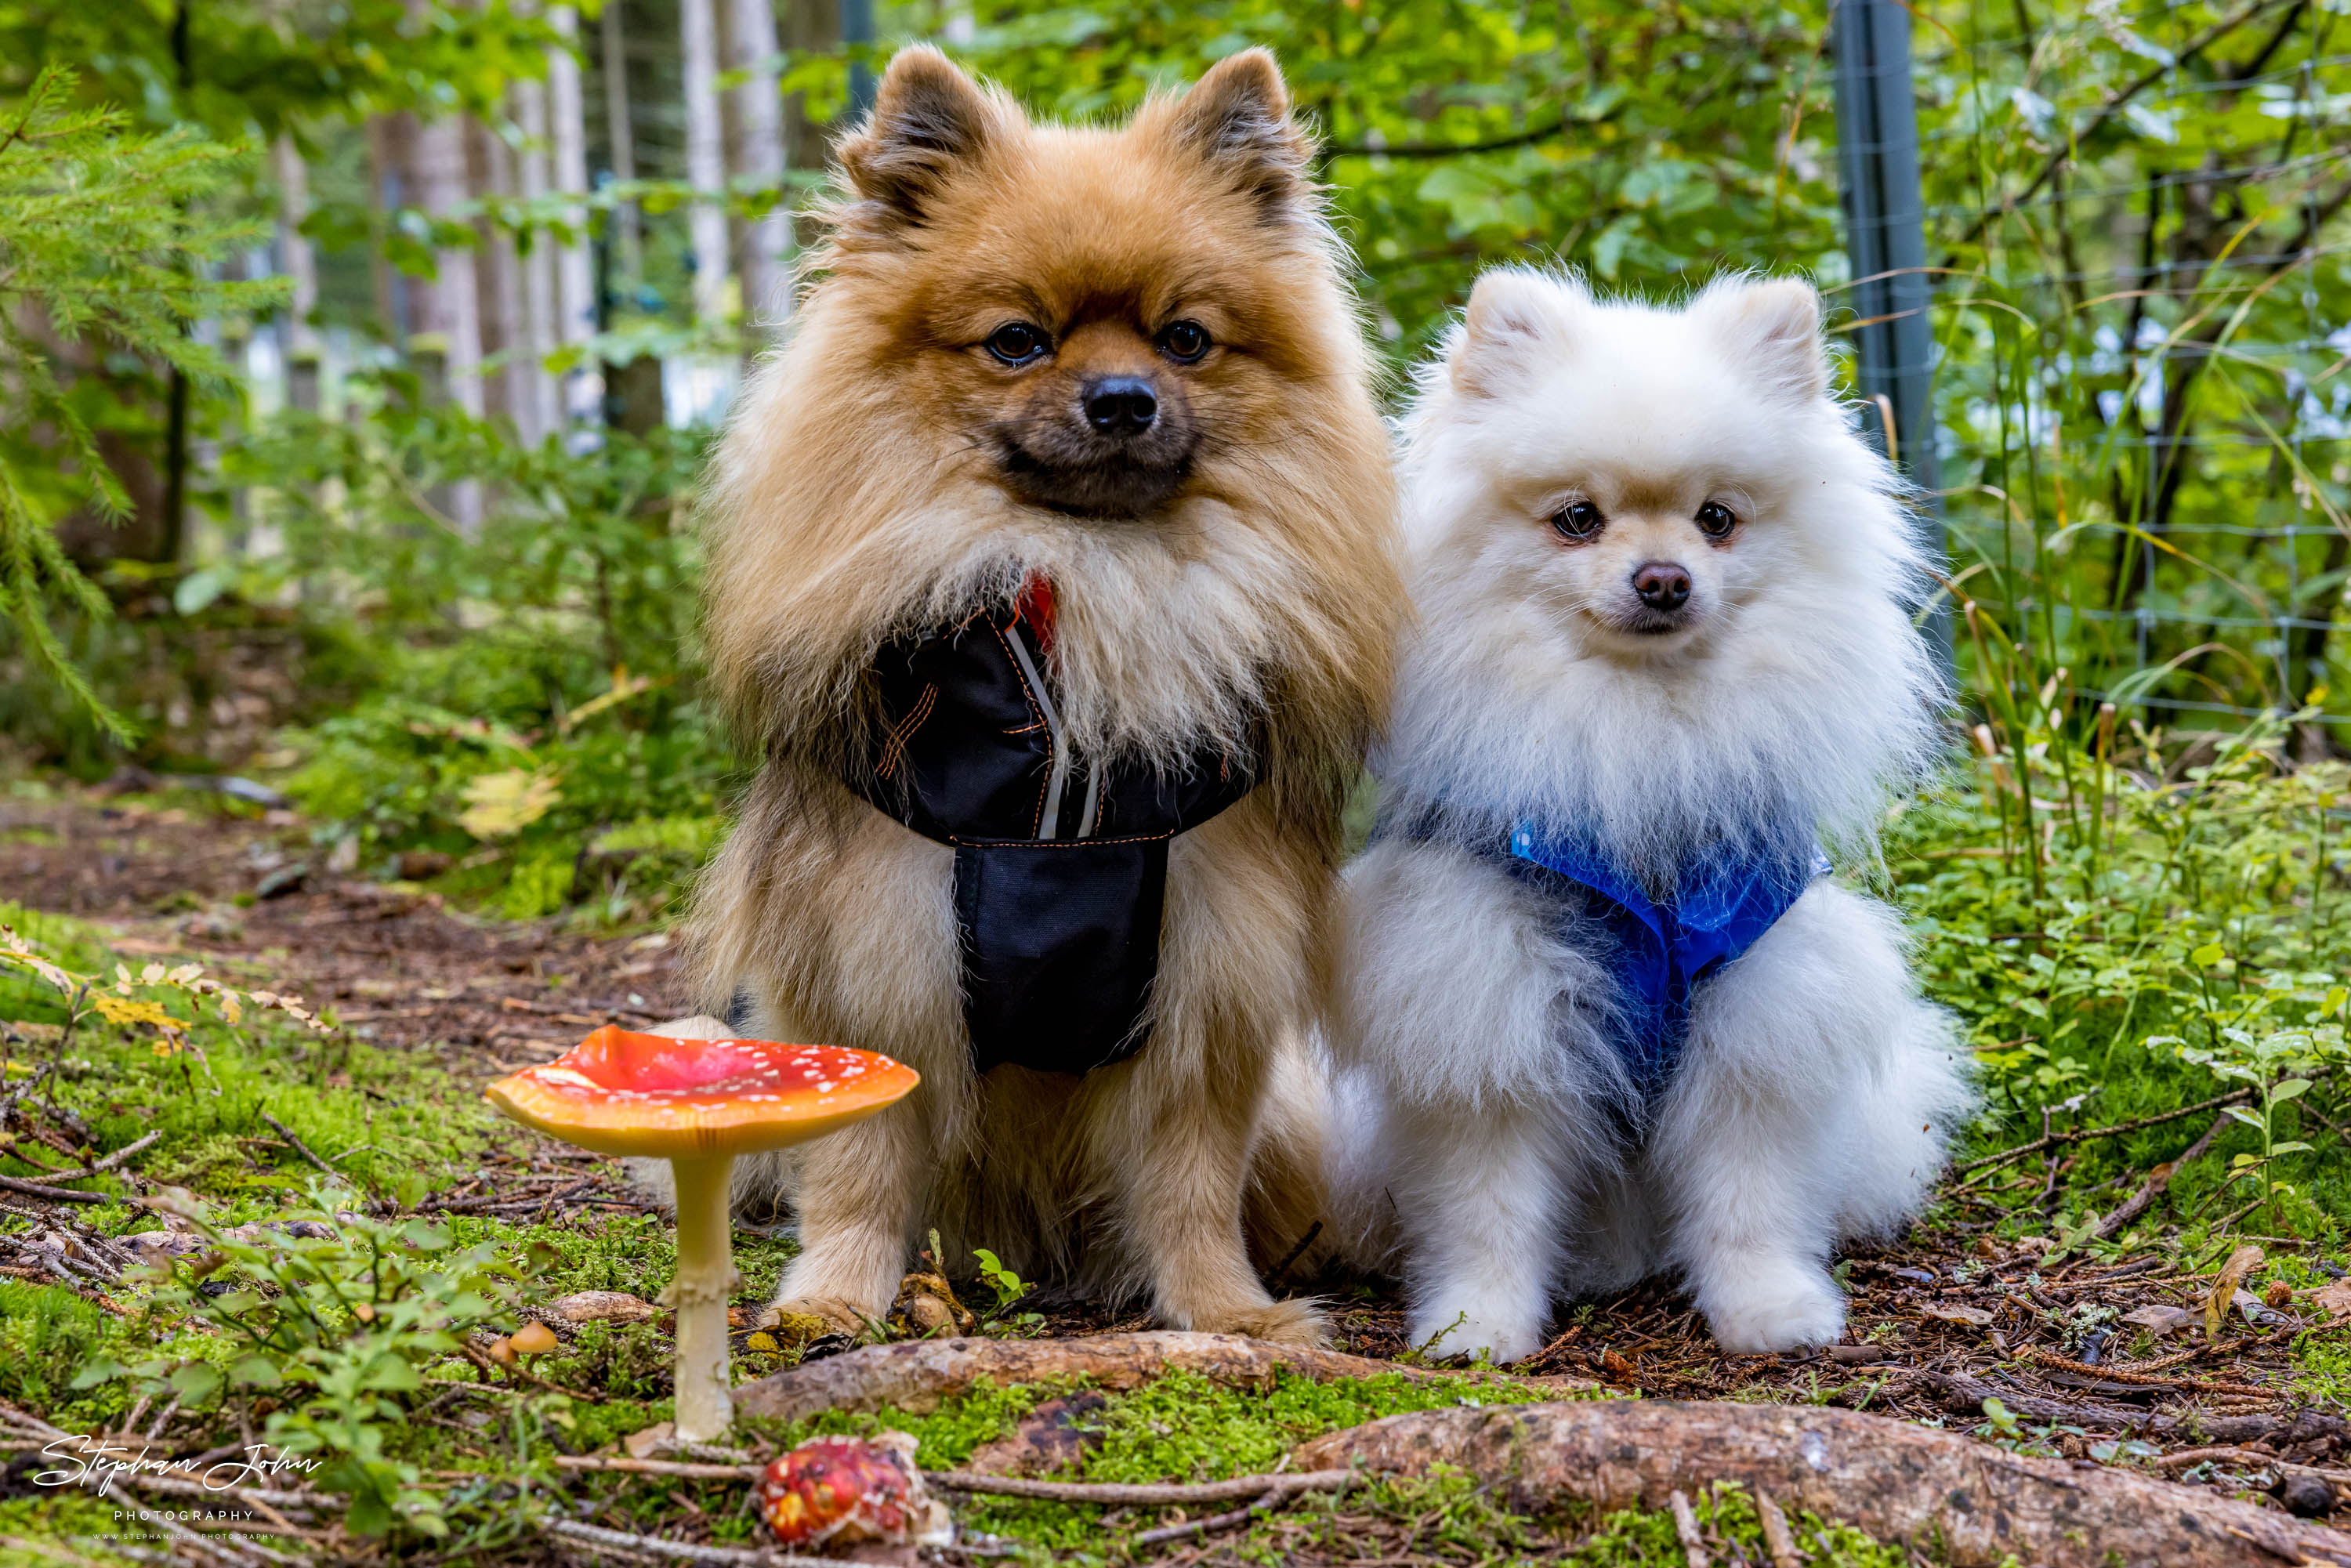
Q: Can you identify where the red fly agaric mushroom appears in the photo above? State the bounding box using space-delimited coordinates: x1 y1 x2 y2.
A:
760 1432 951 1551
484 1024 918 1441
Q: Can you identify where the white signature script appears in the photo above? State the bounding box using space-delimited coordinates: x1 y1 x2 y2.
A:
34 1435 324 1497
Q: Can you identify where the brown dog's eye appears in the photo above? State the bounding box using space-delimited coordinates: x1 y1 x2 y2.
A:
1551 501 1603 541
1696 501 1738 539
985 324 1049 365
1157 320 1212 364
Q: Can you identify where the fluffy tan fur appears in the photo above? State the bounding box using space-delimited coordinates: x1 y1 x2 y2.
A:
686 46 1398 1343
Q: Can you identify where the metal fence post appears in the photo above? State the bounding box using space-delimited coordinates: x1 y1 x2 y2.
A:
1832 0 1951 657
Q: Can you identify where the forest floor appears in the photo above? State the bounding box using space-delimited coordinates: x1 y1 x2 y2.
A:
5 783 2351 1565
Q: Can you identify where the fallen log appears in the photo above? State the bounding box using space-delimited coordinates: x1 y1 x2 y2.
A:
1288 1400 2351 1568
729 1331 1592 1424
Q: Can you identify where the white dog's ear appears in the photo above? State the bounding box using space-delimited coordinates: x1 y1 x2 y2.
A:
1695 278 1828 404
837 47 1015 227
1451 270 1575 399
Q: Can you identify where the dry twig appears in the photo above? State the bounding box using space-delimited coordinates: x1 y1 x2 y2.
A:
541 1518 829 1565
2096 1111 2235 1240
1668 1488 1709 1568
554 1455 759 1481
257 1113 338 1177
1128 1490 1286 1548
1752 1489 1802 1568
0 1171 105 1204
927 1468 1361 1507
1958 1086 2254 1179
2026 1347 2281 1400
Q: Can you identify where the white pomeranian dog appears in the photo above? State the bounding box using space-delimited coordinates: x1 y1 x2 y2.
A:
1326 270 1973 1360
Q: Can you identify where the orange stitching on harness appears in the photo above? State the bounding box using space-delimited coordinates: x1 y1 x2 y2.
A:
877 683 939 779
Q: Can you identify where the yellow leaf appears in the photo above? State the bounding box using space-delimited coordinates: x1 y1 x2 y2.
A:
0 924 89 997
92 995 181 1030
167 964 203 987
218 995 242 1025
2207 1244 2265 1338
458 769 563 839
139 963 165 986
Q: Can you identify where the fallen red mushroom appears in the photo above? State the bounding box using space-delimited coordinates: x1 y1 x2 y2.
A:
486 1025 918 1441
759 1432 951 1551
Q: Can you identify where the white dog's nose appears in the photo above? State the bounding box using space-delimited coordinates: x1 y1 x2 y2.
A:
1632 561 1691 611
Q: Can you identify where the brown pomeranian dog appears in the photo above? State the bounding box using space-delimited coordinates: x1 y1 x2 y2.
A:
669 45 1397 1343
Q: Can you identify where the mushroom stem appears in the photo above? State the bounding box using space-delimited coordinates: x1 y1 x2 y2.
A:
663 1153 739 1443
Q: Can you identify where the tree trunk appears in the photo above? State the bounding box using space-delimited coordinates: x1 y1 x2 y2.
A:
548 5 600 425
364 115 404 341
393 0 486 528
468 111 531 438
720 0 789 345
270 136 319 364
679 0 732 327
513 71 563 440
397 108 484 421
599 0 644 292
780 0 842 254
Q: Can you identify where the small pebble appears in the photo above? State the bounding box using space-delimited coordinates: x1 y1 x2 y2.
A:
2275 1472 2335 1518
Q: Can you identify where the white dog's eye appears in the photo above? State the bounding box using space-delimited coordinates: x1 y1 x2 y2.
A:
1695 501 1738 540
1551 501 1604 541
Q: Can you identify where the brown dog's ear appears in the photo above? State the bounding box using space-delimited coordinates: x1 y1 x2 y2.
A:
1451 270 1577 399
837 47 1008 226
1169 49 1313 220
1693 277 1828 404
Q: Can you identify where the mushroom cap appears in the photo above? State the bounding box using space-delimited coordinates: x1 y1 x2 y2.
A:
485 1027 919 1159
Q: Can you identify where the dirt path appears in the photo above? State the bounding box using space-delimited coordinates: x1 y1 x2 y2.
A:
6 784 2348 1530
2 785 691 1076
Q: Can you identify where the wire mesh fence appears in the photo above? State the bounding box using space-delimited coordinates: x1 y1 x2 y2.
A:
1875 0 2351 737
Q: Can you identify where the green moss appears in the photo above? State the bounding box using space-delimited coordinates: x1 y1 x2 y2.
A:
737 1369 1604 1552
0 1487 147 1566
0 1280 113 1414
1 902 493 1216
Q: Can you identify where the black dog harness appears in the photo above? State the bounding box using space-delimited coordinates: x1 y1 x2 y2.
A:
846 579 1255 1076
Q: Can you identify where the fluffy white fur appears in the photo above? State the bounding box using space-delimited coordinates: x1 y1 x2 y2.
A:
1327 270 1974 1360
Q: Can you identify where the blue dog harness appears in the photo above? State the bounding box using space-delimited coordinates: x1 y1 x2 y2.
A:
1386 810 1828 1103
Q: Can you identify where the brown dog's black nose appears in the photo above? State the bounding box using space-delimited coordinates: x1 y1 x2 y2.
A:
1083 376 1158 436
1632 562 1691 611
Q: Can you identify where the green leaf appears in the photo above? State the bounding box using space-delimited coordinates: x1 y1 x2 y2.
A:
172 564 234 617
2192 944 2228 967
70 1356 125 1390
2225 1106 2266 1127
230 1355 287 1389
169 1362 223 1405
2269 1079 2312 1103
359 1353 422 1392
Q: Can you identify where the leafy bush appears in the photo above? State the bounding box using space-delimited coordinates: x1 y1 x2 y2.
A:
221 383 737 921
78 1182 553 1538
1892 704 2351 1241
0 66 280 737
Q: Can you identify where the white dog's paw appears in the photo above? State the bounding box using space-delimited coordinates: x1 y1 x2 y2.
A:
1410 1302 1547 1365
1699 1258 1846 1354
